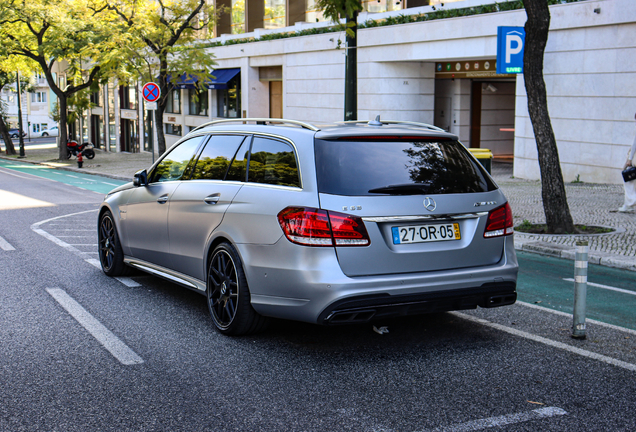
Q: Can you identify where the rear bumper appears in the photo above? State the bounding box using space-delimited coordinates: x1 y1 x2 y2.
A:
318 282 516 325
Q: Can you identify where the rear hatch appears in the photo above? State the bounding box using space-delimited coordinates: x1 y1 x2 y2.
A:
314 134 510 277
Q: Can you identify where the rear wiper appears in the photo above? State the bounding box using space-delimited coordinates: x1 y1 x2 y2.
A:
368 183 431 195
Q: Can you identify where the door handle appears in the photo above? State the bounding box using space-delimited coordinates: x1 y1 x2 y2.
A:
204 195 220 205
157 195 169 204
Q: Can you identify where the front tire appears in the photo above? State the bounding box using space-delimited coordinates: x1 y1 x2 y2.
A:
42 132 48 137
84 149 95 159
98 211 129 276
207 243 268 336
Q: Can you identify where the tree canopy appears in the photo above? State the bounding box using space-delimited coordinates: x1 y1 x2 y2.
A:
0 0 123 158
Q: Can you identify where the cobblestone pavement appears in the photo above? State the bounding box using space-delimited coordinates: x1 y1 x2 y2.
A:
493 162 636 271
2 149 635 271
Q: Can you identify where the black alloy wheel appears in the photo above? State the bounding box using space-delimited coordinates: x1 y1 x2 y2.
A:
84 149 95 159
98 211 128 276
207 243 268 335
42 132 48 137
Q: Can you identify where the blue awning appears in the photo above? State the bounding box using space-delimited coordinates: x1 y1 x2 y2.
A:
167 68 240 90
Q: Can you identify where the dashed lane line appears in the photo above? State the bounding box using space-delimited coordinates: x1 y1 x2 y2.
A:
563 277 636 296
46 288 143 366
0 235 16 251
452 312 636 372
426 407 567 432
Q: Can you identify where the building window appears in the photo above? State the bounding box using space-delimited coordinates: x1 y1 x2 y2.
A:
165 123 182 136
217 76 241 118
166 88 181 114
361 0 402 13
30 92 47 103
305 0 326 23
119 85 137 110
188 88 209 116
90 88 102 107
231 0 245 34
264 0 285 29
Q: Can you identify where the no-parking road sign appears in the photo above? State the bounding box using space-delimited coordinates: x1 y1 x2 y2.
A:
142 82 161 103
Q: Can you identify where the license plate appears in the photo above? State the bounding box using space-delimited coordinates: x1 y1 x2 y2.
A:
392 222 461 244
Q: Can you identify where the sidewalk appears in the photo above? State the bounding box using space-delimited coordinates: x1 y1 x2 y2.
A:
2 147 635 272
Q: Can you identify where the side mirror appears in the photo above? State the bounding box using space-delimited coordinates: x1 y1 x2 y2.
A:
133 169 148 187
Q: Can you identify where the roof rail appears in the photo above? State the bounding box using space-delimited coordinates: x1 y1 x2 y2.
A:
191 118 320 133
337 118 446 132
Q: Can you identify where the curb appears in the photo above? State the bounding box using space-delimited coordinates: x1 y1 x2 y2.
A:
515 239 636 272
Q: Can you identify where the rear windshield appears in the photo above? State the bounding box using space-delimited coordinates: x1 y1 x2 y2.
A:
315 139 497 196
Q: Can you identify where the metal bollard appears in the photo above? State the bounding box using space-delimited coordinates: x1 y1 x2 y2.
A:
572 241 589 339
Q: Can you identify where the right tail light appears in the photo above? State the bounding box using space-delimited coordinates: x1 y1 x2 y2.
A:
484 202 514 238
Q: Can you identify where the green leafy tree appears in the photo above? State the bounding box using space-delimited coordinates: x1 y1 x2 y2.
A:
99 0 217 155
0 0 121 159
522 0 575 233
314 0 362 120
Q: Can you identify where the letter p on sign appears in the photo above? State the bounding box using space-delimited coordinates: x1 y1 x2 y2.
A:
506 34 523 63
497 26 525 74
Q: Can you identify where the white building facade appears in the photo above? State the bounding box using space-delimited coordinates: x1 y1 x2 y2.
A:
96 0 634 185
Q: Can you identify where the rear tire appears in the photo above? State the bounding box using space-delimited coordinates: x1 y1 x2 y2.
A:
66 150 72 159
207 243 268 336
42 132 48 137
98 211 129 276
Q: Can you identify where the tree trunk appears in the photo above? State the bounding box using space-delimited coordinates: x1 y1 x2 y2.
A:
0 115 17 155
58 96 69 160
154 104 166 155
523 0 575 234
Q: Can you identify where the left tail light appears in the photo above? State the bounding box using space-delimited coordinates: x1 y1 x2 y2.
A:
484 202 514 238
277 207 371 247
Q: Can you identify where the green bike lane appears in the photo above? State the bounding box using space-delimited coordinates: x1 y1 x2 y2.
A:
517 251 636 331
0 159 127 194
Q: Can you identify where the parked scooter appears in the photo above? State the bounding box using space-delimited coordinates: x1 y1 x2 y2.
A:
67 140 95 159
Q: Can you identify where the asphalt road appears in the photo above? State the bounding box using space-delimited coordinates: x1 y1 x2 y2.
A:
1 163 636 431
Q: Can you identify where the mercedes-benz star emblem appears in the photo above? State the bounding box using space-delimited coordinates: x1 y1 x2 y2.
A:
423 197 436 211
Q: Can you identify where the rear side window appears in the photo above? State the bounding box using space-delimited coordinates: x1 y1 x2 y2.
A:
247 137 300 188
150 135 206 183
191 135 245 180
315 139 496 196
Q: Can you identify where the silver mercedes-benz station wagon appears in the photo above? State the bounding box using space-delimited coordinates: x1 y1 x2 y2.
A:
98 118 518 335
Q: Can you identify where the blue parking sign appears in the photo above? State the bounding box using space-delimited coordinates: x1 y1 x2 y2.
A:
497 26 525 74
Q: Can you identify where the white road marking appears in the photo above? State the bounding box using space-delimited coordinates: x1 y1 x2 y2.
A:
103 182 119 186
563 278 636 296
85 258 102 269
68 244 99 246
451 312 636 372
0 235 16 251
115 277 142 288
46 288 143 365
66 174 79 178
33 211 144 289
427 407 567 432
518 301 636 336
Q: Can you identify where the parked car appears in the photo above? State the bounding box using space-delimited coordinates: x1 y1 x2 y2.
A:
8 128 26 138
33 126 59 137
98 118 518 335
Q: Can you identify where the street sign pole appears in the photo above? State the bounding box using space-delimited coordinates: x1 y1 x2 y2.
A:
142 83 161 164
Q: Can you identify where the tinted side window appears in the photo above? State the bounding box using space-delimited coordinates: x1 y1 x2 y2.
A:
247 137 300 187
191 135 246 180
150 136 205 183
225 138 250 182
315 139 496 196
